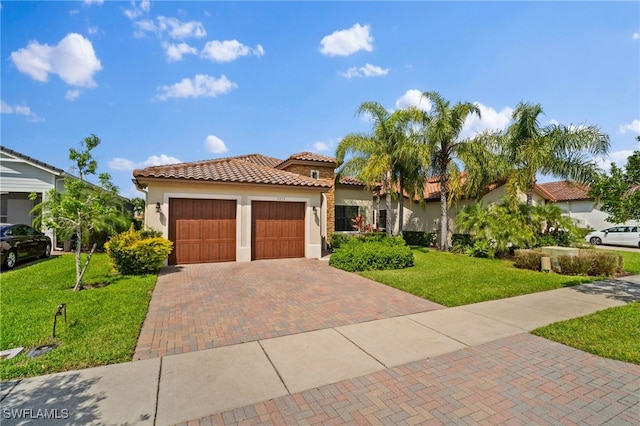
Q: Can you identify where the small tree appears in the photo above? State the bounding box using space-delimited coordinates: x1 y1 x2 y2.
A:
589 138 640 223
32 134 127 290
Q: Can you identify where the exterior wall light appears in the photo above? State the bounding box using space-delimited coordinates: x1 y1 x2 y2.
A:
156 202 161 213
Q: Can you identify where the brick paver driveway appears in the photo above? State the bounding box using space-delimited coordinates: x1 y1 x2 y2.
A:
134 259 442 360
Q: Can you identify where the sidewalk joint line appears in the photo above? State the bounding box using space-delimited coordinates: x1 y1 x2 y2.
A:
332 327 388 368
258 340 291 395
153 356 163 426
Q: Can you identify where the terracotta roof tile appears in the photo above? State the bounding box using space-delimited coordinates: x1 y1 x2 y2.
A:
284 152 337 164
133 156 331 188
538 181 591 201
338 175 367 186
233 154 283 168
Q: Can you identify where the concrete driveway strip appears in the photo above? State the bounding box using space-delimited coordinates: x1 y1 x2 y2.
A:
1 358 160 426
155 342 287 426
336 316 467 368
407 307 524 346
259 328 385 394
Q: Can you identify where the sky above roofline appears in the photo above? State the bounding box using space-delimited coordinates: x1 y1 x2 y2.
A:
2 1 638 198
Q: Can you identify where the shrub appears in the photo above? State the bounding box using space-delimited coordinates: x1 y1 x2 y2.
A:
105 226 173 275
514 249 543 271
557 254 592 276
329 233 352 250
452 234 473 248
536 230 574 247
468 240 495 259
329 237 414 272
588 252 621 277
402 231 436 247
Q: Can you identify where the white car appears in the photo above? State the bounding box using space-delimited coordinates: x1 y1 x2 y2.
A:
585 226 640 248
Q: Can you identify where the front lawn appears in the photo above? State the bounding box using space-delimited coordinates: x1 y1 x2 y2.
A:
360 248 595 307
532 302 640 364
0 254 156 381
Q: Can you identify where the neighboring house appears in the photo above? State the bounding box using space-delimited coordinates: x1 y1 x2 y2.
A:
538 180 638 230
0 145 132 249
0 146 67 246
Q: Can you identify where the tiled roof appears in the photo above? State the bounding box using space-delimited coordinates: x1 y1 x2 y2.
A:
538 181 591 201
337 175 367 186
133 156 332 188
282 152 337 164
233 154 283 168
1 145 66 175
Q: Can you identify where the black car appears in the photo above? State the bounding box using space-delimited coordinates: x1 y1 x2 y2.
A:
0 224 52 270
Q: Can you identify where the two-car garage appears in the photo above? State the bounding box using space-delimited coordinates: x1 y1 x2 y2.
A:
168 198 306 265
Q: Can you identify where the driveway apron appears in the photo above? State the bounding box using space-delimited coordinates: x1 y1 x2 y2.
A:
134 259 443 360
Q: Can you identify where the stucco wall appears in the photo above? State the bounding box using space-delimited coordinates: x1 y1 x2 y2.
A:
141 180 324 261
334 186 375 230
554 200 639 230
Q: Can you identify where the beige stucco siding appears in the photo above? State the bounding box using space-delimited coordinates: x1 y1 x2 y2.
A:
334 186 375 230
141 180 324 262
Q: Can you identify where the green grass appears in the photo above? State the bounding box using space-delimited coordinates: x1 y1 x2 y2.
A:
532 302 640 364
359 248 594 307
0 253 156 380
619 251 640 274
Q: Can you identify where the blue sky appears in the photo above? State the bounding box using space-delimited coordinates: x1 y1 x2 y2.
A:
2 1 639 198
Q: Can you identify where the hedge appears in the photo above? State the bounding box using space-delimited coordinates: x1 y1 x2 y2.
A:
329 237 414 272
402 231 436 247
105 226 173 275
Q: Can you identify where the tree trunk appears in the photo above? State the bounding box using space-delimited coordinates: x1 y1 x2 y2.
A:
385 172 392 236
398 184 404 236
440 174 449 251
74 225 83 291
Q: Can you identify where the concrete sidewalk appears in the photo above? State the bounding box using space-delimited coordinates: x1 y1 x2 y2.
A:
1 277 638 425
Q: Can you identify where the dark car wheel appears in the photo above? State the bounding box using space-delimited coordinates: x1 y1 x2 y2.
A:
590 237 602 245
41 243 51 259
3 250 17 270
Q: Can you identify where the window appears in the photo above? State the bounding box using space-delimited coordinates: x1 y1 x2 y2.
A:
377 210 387 230
310 170 320 179
335 205 360 231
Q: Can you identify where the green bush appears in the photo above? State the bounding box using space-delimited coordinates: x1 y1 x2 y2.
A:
536 231 574 247
105 226 173 275
402 231 436 247
452 234 473 247
557 255 593 276
468 240 495 258
514 249 543 271
329 233 352 250
329 237 414 272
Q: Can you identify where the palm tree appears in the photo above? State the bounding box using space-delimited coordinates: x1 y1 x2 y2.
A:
502 101 610 208
418 91 482 251
336 102 429 236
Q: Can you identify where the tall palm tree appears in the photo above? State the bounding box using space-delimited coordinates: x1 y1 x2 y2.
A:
502 101 610 208
418 91 482 251
336 102 429 236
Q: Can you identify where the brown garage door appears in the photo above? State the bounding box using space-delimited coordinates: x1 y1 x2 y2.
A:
252 201 305 260
169 198 236 265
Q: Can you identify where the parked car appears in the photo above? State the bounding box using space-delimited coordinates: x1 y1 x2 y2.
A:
584 226 640 248
0 224 52 270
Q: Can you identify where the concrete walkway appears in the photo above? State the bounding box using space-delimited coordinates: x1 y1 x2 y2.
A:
1 277 639 425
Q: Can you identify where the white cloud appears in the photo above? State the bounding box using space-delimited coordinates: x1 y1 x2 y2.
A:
633 32 640 40
204 135 229 153
87 26 99 35
108 154 182 171
340 63 388 79
460 103 513 139
155 74 237 100
595 150 635 172
134 16 206 39
1 100 42 122
619 119 640 135
395 89 432 112
313 141 330 151
123 0 150 20
65 89 80 101
162 42 197 62
320 23 373 56
201 40 264 63
83 0 104 5
10 33 102 88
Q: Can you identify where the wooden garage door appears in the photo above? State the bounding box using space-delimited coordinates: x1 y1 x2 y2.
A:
252 201 305 260
169 198 236 265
